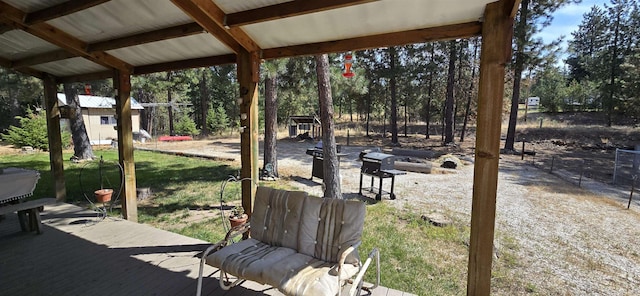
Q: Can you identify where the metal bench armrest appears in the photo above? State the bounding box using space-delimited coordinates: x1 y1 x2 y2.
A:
196 222 251 296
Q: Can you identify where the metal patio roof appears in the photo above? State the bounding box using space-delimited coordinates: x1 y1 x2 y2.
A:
0 0 508 82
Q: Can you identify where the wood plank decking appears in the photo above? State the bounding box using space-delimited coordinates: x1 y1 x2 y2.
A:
0 203 414 296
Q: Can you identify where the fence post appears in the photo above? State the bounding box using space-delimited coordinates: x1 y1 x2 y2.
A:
347 129 350 146
628 175 637 209
532 145 536 166
579 160 585 187
613 148 619 184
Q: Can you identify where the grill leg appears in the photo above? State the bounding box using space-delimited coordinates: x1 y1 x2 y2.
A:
390 175 397 200
377 176 383 201
359 173 364 195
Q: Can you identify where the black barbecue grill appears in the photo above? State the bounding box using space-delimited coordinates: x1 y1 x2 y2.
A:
306 145 346 181
359 152 406 200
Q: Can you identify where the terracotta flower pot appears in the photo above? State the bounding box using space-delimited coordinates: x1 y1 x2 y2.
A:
94 189 113 203
229 214 248 228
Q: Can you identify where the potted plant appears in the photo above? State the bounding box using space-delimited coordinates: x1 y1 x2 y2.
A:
94 156 113 203
229 205 248 228
94 188 113 203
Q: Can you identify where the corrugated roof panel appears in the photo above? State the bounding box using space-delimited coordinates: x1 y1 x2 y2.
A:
31 57 108 77
0 30 59 60
58 93 144 110
107 33 231 67
244 0 488 49
215 0 291 14
47 0 193 43
2 0 66 13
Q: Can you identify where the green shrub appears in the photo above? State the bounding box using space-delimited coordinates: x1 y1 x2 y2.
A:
174 115 200 136
1 108 70 150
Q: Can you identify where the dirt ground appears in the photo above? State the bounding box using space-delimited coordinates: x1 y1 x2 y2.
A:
3 114 639 294
136 131 640 295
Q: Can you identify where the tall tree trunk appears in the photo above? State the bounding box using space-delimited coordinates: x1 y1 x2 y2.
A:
366 90 371 137
315 54 342 199
64 84 94 160
389 47 399 145
404 101 408 137
461 38 479 142
606 9 621 127
137 89 151 133
444 40 457 145
200 70 210 136
263 73 278 177
505 0 530 150
349 98 353 122
167 72 174 135
425 46 434 139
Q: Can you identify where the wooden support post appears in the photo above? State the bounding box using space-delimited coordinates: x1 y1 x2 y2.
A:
113 69 138 222
467 1 514 295
43 74 66 201
237 49 260 218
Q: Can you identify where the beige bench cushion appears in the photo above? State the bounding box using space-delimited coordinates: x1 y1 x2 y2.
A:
251 186 307 250
206 238 296 284
299 197 365 264
265 253 359 296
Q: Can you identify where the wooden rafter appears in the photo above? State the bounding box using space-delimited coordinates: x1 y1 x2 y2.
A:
58 53 237 83
24 0 111 25
57 70 111 83
226 0 377 27
12 50 76 69
14 22 205 68
88 22 205 52
0 23 13 34
171 0 260 53
0 1 131 72
0 56 43 78
134 53 236 75
262 22 482 59
507 0 522 18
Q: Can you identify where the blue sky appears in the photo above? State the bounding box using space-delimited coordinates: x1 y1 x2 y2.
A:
536 0 609 61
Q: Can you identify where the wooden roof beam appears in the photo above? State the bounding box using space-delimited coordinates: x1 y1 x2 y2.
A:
0 56 43 78
171 0 260 53
226 0 377 27
262 21 482 59
0 1 131 72
13 22 206 68
12 50 76 69
506 0 522 18
57 70 111 83
133 53 236 75
88 22 205 52
0 23 13 34
58 53 236 82
24 0 111 25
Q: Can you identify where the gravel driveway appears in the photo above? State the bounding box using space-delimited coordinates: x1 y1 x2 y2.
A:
140 138 640 295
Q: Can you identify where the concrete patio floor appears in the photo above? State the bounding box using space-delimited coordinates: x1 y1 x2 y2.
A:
0 202 413 296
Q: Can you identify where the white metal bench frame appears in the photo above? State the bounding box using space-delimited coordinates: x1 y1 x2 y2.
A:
195 188 380 296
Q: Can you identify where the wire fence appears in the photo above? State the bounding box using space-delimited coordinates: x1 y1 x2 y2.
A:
516 141 639 209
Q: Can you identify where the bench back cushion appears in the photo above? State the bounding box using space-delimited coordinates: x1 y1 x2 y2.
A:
251 186 366 264
298 197 365 263
251 186 307 250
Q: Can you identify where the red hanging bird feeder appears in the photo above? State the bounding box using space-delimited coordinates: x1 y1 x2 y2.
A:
84 84 91 95
342 53 355 78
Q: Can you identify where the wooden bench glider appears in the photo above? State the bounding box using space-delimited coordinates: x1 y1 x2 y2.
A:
196 187 380 296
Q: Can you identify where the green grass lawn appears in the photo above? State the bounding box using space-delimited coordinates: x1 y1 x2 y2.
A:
1 149 486 295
